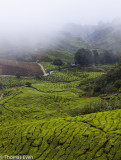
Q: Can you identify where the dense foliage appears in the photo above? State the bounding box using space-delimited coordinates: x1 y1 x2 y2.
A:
75 48 92 66
93 63 121 94
75 48 119 66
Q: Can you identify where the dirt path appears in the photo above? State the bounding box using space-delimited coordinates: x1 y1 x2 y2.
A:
37 63 53 76
37 63 46 75
0 94 3 100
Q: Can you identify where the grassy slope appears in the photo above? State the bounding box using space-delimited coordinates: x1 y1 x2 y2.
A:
0 69 120 160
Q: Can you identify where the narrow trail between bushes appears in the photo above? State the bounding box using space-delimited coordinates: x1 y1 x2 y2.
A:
37 63 46 75
37 63 54 76
0 94 3 100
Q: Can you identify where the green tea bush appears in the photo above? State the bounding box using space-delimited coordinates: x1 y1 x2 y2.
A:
0 77 40 89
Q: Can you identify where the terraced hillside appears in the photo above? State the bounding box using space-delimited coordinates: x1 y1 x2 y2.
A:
0 69 120 160
1 87 121 160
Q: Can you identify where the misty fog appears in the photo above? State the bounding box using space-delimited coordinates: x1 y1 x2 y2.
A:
0 0 121 56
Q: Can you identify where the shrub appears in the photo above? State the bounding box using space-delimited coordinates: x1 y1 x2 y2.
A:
0 82 2 89
35 74 42 80
25 82 32 87
105 84 117 93
53 59 63 66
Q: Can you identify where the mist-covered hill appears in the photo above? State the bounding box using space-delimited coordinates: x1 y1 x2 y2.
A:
36 20 121 61
61 20 121 52
87 23 121 51
1 20 121 61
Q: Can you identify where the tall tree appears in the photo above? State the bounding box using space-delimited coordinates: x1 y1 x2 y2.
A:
75 48 92 66
93 50 99 65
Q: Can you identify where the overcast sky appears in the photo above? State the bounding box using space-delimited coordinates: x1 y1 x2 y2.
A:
0 0 121 33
